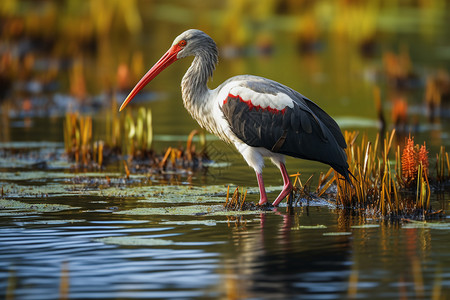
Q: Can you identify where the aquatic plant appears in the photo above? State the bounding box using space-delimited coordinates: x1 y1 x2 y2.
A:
63 112 93 166
400 137 429 187
391 97 408 131
224 186 248 211
425 70 450 121
372 86 386 132
289 172 314 206
313 130 441 219
123 106 153 159
436 146 450 183
382 46 419 88
63 107 209 174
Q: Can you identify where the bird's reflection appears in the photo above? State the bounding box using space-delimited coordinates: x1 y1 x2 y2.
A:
221 208 352 299
220 207 443 299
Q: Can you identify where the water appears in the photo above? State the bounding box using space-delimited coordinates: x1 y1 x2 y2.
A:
1 1 450 299
1 197 449 299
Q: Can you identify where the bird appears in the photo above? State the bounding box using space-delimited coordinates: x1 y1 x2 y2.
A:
119 29 351 207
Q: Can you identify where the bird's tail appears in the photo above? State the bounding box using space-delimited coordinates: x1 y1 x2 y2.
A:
332 164 356 185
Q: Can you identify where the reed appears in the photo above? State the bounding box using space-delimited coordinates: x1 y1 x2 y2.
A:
289 172 314 206
436 146 450 183
424 70 450 121
123 107 153 159
224 186 248 211
63 112 93 166
105 94 122 149
315 130 439 218
63 107 209 173
382 46 418 89
186 129 206 161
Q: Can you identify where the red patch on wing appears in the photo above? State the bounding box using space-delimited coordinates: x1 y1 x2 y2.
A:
224 93 286 114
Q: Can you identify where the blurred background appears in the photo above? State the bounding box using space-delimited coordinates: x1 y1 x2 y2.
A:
0 0 449 183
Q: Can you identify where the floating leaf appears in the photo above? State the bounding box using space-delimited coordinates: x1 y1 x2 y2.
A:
294 225 327 229
115 204 266 216
323 232 352 236
403 221 450 230
161 220 218 226
0 199 80 212
351 224 380 228
96 236 174 246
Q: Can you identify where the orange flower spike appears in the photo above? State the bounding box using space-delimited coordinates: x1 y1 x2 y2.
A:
401 136 417 182
418 142 429 175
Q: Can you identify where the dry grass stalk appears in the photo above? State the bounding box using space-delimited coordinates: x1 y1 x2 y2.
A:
290 172 302 190
373 86 385 130
425 78 441 110
436 146 450 182
319 129 435 218
123 160 130 179
159 147 173 168
186 130 199 161
64 107 208 172
316 168 335 197
124 107 153 158
186 129 206 163
224 186 248 211
288 173 314 205
383 46 414 85
425 69 450 121
63 112 93 166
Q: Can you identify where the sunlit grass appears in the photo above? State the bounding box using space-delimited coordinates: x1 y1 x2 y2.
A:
123 106 153 159
224 185 248 211
313 130 447 219
63 104 208 173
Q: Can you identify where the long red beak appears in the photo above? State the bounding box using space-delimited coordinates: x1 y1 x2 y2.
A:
119 44 181 112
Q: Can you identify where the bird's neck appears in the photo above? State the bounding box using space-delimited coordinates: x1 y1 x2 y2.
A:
181 52 217 117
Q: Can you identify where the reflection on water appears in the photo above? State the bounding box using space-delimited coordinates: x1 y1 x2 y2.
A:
1 200 449 299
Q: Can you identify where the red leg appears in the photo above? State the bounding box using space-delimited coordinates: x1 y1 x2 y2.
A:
272 163 293 206
256 172 268 205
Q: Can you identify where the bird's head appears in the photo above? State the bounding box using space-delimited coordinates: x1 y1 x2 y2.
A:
119 29 217 112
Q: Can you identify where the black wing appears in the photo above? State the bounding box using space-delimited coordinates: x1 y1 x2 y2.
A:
220 78 350 179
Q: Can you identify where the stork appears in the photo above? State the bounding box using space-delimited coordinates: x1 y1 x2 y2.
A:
119 29 351 206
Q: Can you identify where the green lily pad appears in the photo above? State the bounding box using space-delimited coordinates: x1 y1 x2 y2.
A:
351 224 380 229
15 219 85 225
294 224 327 229
0 199 80 212
95 236 174 246
115 204 267 216
323 232 352 236
161 220 219 226
403 221 450 230
115 204 222 216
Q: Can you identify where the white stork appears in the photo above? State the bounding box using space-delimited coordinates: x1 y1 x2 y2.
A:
119 29 351 206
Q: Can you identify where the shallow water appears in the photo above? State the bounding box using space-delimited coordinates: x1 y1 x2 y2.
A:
0 156 449 299
1 191 450 299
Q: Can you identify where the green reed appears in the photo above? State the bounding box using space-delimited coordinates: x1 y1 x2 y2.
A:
316 130 443 218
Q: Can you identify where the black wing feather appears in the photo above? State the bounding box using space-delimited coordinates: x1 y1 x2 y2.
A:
303 100 347 149
222 75 347 148
221 91 350 180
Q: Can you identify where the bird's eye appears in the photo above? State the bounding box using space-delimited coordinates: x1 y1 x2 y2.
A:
178 40 187 47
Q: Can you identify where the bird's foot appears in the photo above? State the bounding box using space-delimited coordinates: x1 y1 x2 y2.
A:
271 183 293 207
257 196 268 206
